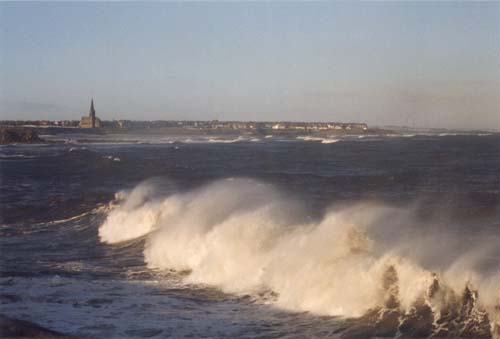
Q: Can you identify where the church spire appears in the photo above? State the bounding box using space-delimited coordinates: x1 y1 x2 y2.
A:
89 98 96 128
89 98 95 116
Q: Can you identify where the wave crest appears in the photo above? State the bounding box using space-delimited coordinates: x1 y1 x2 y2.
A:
99 178 500 337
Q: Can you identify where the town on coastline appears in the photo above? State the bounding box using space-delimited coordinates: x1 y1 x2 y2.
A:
1 99 368 134
5 99 488 144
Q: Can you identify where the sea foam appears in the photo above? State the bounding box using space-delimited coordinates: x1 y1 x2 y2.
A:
99 178 500 335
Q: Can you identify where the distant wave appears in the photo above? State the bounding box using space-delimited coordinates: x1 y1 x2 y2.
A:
321 139 339 144
69 147 87 152
207 136 256 143
384 134 416 138
0 154 37 160
436 132 492 137
99 178 500 337
296 136 339 144
102 155 121 162
296 136 324 141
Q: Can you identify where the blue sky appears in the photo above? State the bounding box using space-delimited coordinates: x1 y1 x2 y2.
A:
1 2 499 129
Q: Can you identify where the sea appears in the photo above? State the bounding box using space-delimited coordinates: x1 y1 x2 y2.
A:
1 132 500 338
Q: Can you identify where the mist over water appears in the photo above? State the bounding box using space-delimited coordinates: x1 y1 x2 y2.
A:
2 133 500 338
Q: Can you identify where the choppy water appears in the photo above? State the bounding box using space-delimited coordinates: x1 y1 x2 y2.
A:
1 132 500 338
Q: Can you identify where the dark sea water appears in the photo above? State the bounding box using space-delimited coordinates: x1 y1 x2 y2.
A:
1 132 500 338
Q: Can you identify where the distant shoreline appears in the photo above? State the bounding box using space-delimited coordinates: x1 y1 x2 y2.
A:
0 125 497 145
1 119 497 136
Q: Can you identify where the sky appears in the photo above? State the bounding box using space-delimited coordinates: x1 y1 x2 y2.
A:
1 2 499 130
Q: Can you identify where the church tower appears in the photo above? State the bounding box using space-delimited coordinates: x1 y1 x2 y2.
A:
80 98 101 128
89 98 96 128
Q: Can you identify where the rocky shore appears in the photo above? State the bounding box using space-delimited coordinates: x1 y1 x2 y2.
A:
0 128 44 144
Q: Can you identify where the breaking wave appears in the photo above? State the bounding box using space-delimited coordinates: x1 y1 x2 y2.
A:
321 138 339 144
208 137 245 143
297 136 339 144
99 179 500 337
0 154 37 160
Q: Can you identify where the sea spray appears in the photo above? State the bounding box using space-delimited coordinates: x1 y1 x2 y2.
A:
99 178 177 243
99 178 500 337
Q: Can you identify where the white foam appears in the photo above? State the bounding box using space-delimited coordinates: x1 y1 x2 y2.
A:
99 179 500 320
208 136 247 143
0 154 37 159
297 136 339 144
296 136 324 142
321 139 339 144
